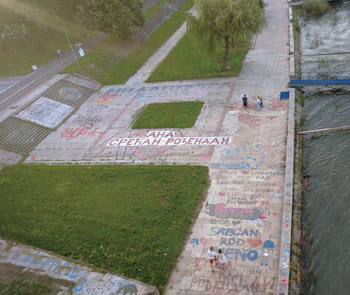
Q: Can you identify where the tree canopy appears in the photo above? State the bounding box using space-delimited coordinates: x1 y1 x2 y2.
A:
76 0 145 39
187 0 266 70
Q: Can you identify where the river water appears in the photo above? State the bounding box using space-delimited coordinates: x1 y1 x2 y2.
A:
299 1 350 294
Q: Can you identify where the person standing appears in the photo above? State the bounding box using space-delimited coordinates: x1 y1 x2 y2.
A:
218 248 227 271
208 246 217 272
242 94 248 110
256 96 262 111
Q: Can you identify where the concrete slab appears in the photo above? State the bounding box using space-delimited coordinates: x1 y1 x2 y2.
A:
14 96 74 129
0 239 159 295
0 148 22 170
25 79 237 165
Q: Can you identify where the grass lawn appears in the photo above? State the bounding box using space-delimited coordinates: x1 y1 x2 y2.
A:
61 0 194 85
132 101 204 129
144 0 172 21
147 32 251 82
0 281 51 295
0 1 85 77
0 164 209 293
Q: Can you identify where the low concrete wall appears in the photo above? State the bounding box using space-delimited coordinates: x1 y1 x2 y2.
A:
276 88 295 295
276 2 296 294
0 238 159 295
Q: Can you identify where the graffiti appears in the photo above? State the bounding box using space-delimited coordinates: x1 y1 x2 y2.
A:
73 115 101 123
61 123 106 140
115 284 138 295
107 136 232 147
247 238 263 248
246 109 287 116
268 100 287 111
198 237 214 246
238 113 262 129
106 82 231 96
223 248 259 261
205 203 260 220
246 268 262 275
187 267 274 294
176 290 201 295
220 237 245 246
227 197 259 206
221 148 266 169
15 96 74 129
86 105 108 115
191 238 199 246
94 93 117 105
210 227 259 237
145 130 176 138
218 180 277 187
21 253 89 292
260 240 275 266
209 219 241 226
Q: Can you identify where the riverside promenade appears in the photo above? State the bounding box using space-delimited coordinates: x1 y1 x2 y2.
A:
0 0 292 294
164 0 291 294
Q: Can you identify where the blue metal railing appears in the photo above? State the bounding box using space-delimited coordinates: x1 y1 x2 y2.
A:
290 72 350 86
291 71 350 80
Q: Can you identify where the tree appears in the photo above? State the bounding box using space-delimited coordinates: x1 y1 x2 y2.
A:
76 0 145 39
187 0 266 70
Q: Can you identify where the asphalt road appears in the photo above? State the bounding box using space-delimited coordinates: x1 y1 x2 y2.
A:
0 32 107 110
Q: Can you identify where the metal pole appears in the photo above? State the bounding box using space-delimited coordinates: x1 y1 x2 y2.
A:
66 34 80 67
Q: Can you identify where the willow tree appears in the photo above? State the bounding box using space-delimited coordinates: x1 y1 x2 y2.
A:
187 0 266 70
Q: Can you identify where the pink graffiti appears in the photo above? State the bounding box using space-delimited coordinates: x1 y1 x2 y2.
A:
268 100 287 111
61 124 106 140
128 131 174 160
228 102 240 111
247 238 263 247
216 204 254 215
238 114 262 129
206 203 260 220
199 237 214 245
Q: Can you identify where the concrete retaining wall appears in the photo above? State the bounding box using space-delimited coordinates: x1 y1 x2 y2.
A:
276 2 296 294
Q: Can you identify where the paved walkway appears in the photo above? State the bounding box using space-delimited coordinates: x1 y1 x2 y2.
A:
164 0 290 294
126 22 188 85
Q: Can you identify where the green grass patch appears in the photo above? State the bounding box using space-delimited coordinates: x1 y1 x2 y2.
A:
147 32 251 82
133 101 204 129
144 0 172 21
0 164 208 293
61 0 194 85
0 281 51 295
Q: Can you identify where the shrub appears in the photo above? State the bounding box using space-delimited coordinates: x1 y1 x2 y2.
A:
302 0 328 16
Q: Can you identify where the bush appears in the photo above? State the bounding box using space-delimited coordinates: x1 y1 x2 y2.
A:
0 23 29 48
302 0 328 16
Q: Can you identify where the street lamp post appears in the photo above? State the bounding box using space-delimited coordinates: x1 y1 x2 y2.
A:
66 34 80 67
